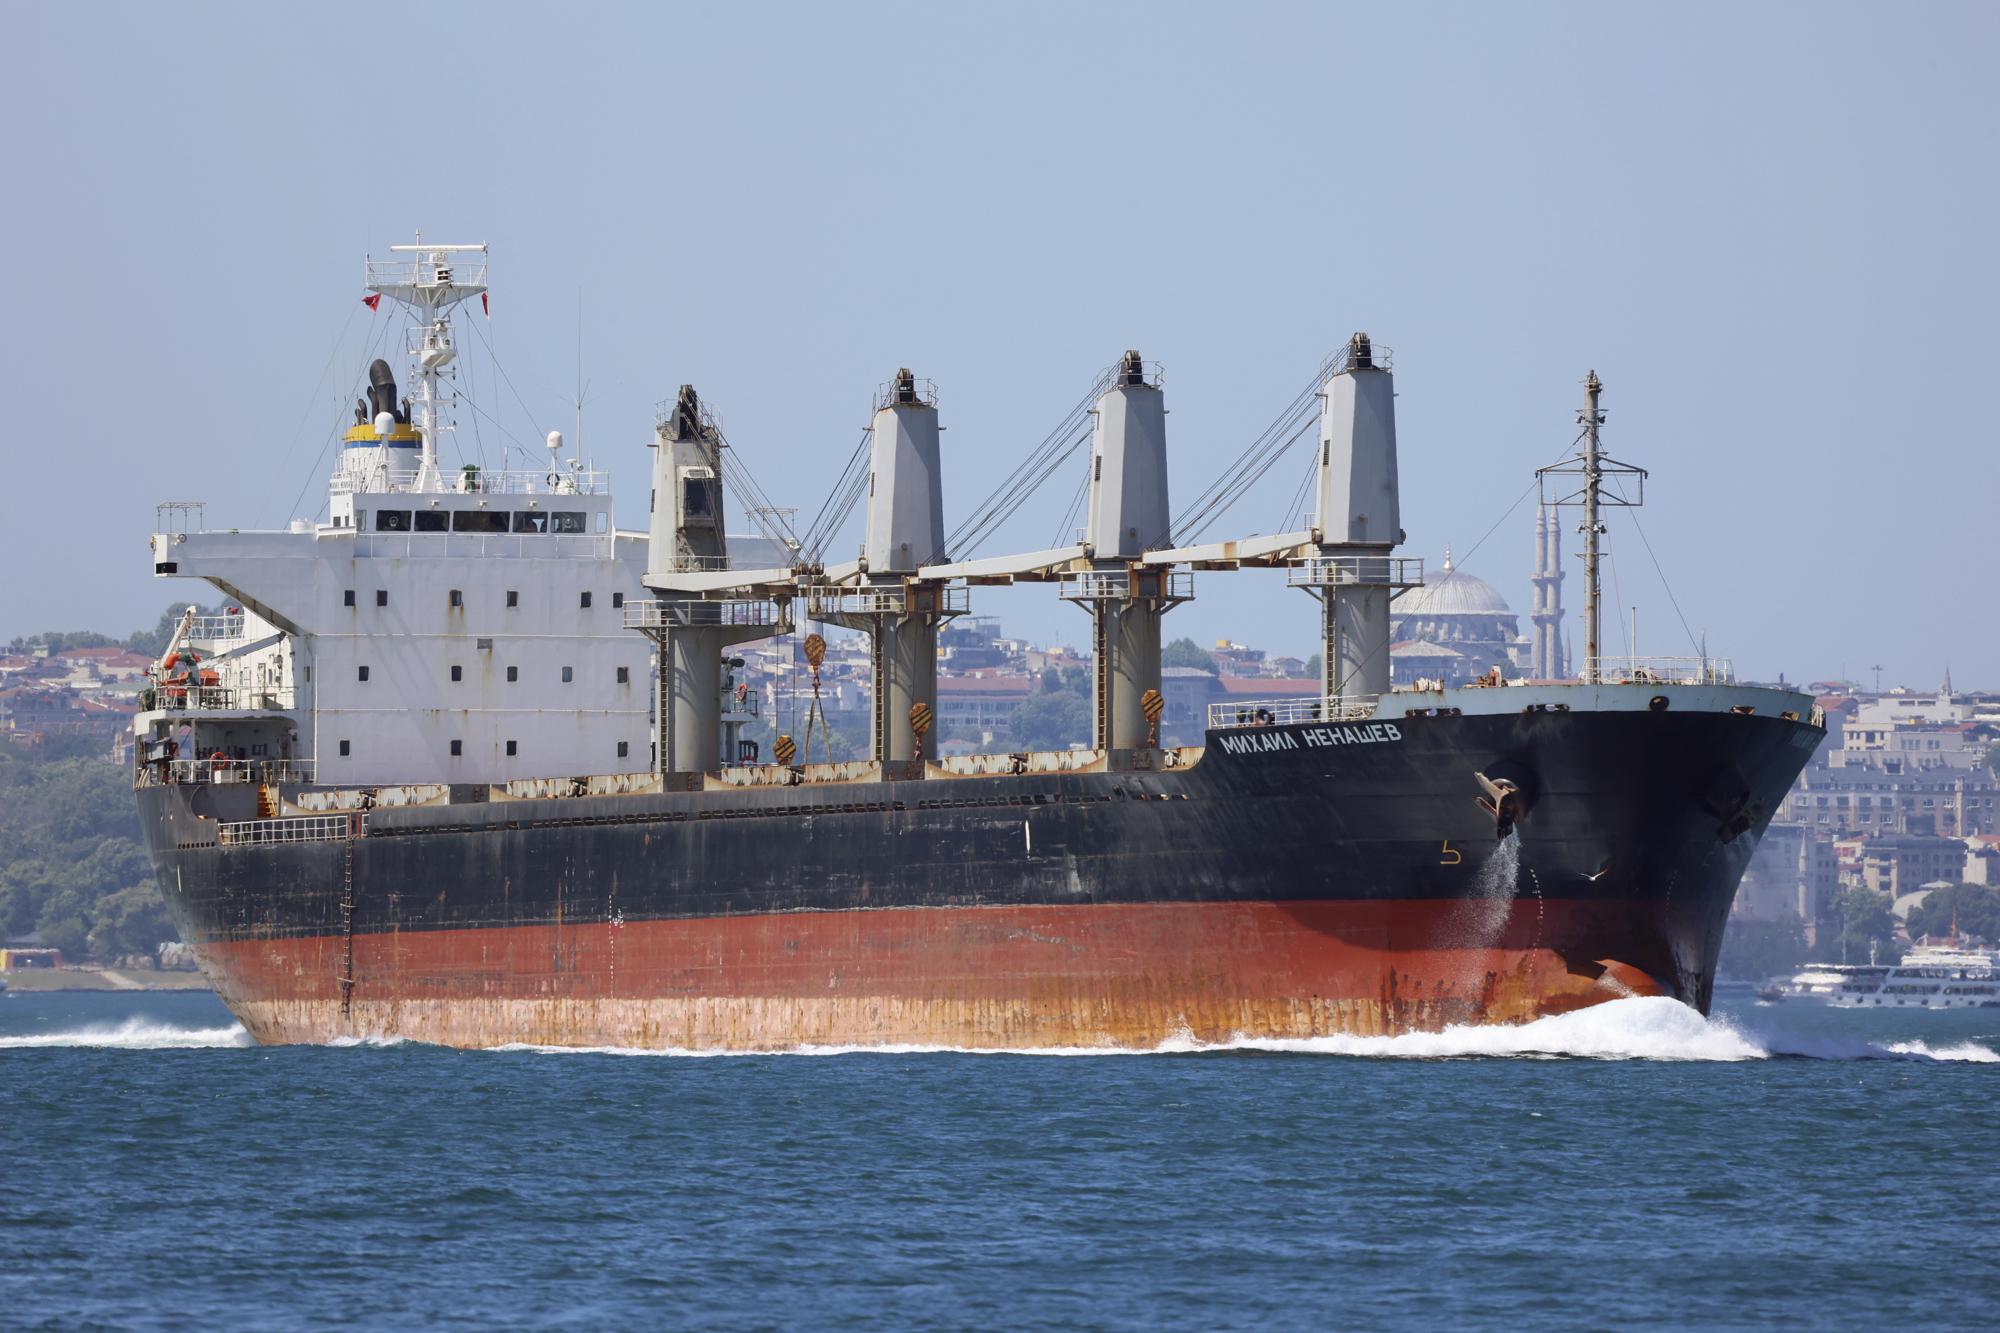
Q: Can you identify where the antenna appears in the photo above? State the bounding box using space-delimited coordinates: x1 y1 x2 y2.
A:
1537 371 1646 685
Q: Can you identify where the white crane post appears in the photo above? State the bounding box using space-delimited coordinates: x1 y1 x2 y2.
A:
1313 333 1403 700
1082 351 1178 752
637 385 782 777
827 370 952 770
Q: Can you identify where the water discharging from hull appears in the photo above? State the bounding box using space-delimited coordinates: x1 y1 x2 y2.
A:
1442 829 1522 950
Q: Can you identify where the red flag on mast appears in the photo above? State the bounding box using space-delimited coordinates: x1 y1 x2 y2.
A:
362 293 381 311
481 292 489 317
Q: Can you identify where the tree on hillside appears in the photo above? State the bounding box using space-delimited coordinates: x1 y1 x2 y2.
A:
0 756 172 960
1905 883 2000 944
1012 687 1092 752
1163 637 1218 675
1305 652 1323 681
1814 887 1903 965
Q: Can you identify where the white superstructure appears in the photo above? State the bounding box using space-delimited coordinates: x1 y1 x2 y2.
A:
1780 943 2000 1009
140 242 655 787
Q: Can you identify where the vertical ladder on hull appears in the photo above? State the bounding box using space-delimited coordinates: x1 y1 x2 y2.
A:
338 830 356 1021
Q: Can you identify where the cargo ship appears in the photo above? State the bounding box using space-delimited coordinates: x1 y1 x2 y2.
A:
133 241 1823 1049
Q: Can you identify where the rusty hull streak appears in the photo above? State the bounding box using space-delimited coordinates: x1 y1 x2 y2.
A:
202 899 1669 1051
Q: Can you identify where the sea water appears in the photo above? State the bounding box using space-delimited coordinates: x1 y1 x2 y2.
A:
1 989 1995 1329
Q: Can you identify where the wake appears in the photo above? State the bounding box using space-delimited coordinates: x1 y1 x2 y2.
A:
0 1018 253 1050
3 1000 1992 1063
489 998 2000 1063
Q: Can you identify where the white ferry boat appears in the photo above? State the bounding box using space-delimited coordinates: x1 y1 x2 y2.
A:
1781 944 2000 1009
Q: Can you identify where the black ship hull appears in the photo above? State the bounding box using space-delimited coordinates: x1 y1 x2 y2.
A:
139 698 1822 1049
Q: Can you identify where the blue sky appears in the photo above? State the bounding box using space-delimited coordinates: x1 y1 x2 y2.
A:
5 1 1993 688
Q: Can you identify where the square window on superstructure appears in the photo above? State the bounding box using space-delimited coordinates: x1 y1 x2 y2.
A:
450 739 463 757
507 666 518 683
580 591 593 609
344 590 356 607
339 740 351 757
506 740 518 757
616 666 630 684
562 666 574 684
612 592 624 609
450 665 463 683
376 589 388 607
617 741 629 759
449 589 463 608
506 591 519 608
358 665 370 682
476 638 493 651
452 510 510 534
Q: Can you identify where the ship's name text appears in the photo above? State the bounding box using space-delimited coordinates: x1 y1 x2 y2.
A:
1217 722 1402 755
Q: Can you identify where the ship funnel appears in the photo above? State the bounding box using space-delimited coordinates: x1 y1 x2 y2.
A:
863 370 945 573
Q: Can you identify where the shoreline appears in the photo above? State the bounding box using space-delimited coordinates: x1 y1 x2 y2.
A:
2 969 213 993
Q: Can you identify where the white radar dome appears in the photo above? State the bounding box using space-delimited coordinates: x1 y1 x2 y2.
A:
374 412 396 438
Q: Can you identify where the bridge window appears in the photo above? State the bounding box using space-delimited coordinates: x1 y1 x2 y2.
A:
551 511 586 534
375 510 412 532
512 511 549 534
451 510 509 533
414 510 448 532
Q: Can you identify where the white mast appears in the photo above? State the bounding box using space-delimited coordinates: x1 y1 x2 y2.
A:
364 237 488 492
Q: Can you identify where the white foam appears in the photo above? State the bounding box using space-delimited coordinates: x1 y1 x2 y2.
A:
477 997 1999 1063
0 1018 253 1050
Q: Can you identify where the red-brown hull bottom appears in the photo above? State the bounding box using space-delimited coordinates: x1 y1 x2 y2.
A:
203 899 1673 1050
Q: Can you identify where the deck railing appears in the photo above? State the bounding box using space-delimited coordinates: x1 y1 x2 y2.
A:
1587 656 1735 685
1208 695 1381 728
216 814 365 848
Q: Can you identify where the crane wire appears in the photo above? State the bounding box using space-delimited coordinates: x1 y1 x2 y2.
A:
1051 457 1093 548
1164 349 1346 547
800 427 873 565
938 377 1103 563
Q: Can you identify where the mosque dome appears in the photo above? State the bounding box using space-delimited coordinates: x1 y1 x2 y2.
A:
1395 550 1512 616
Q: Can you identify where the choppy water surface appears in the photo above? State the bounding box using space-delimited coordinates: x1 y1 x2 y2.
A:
3 989 1995 1329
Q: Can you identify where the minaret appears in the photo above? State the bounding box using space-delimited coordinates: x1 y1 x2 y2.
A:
1530 501 1566 678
